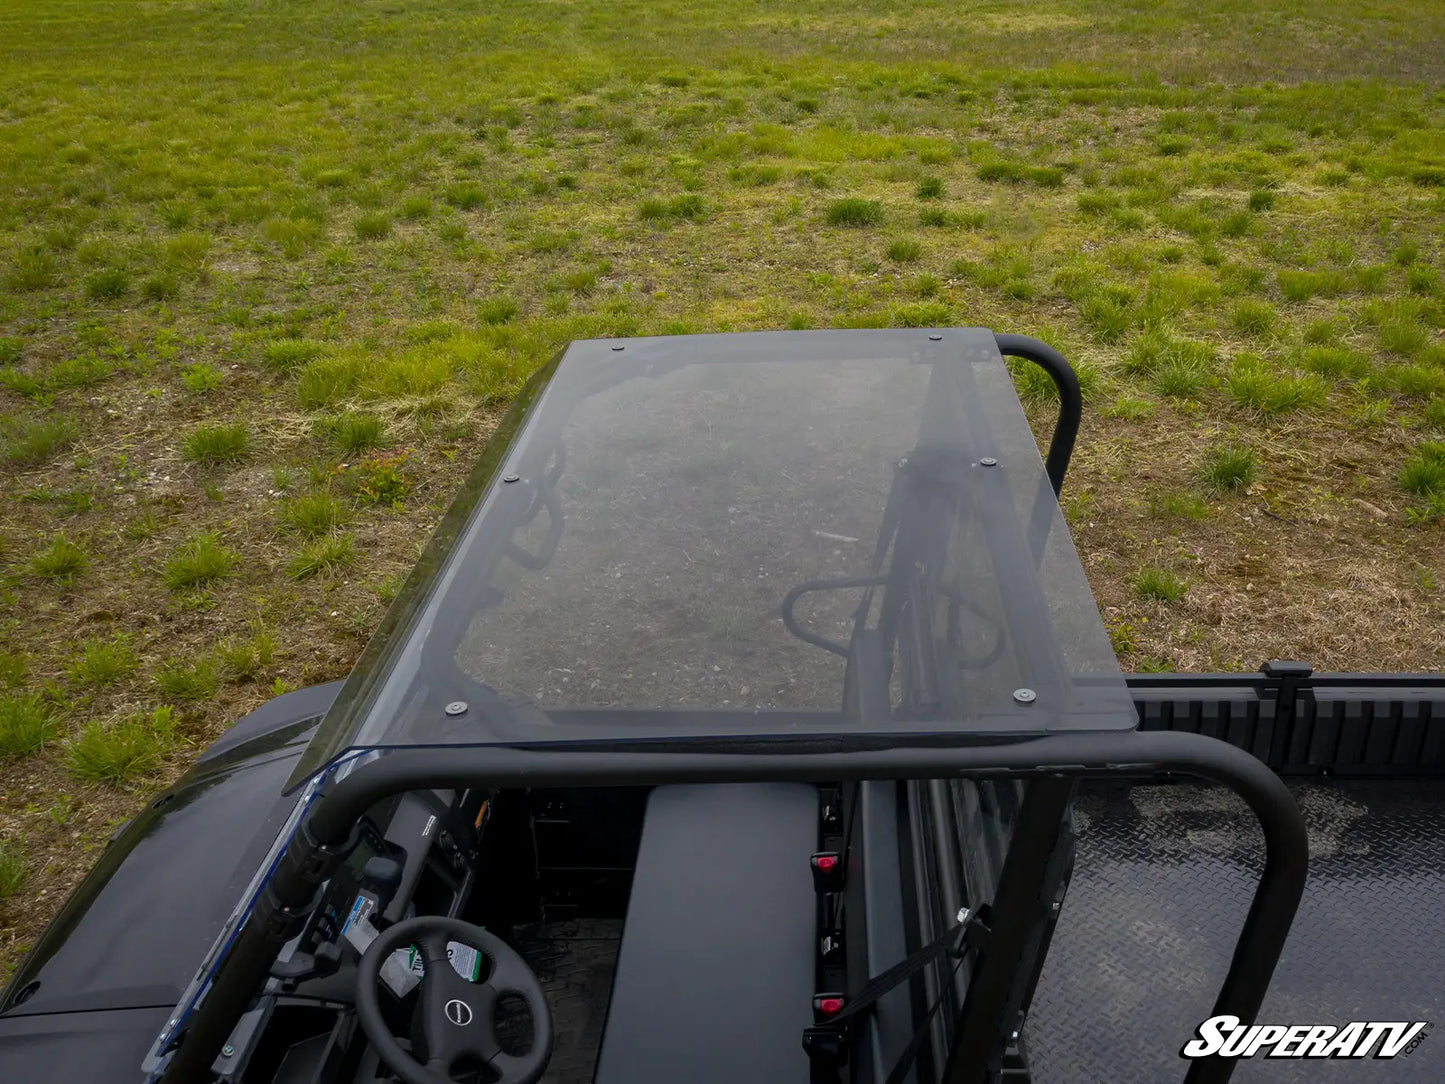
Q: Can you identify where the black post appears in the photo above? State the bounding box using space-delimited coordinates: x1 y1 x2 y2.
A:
940 777 1077 1084
993 334 1082 496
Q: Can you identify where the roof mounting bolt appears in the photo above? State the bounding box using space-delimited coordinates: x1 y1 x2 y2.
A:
611 344 625 351
1011 1031 1020 1043
928 333 943 341
1012 688 1037 704
956 906 972 924
444 701 469 717
502 473 520 483
980 456 998 467
221 1045 235 1058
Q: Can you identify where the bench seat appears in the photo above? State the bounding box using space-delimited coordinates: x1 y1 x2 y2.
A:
593 783 819 1084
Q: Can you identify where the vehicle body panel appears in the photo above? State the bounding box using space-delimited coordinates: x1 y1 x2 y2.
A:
0 685 338 1026
0 1005 172 1084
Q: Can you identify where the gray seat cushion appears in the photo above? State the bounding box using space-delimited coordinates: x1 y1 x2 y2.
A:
593 783 819 1084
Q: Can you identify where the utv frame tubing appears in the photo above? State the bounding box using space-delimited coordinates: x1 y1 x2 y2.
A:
158 729 1308 1084
993 333 1080 496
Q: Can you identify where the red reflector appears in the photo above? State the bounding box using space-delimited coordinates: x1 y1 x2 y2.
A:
815 855 837 872
818 998 844 1015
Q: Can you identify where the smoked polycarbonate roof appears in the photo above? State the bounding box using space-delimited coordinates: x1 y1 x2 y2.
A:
293 329 1135 781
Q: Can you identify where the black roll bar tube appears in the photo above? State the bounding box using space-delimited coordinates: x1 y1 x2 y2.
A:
994 333 1082 496
781 574 889 658
159 729 1306 1084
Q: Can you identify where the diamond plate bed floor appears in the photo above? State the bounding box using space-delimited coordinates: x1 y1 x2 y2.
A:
1027 779 1445 1083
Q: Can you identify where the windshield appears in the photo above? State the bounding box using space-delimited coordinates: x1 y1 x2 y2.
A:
291 329 1133 784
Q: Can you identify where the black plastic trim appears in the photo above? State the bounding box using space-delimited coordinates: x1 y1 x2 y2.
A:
1127 665 1445 776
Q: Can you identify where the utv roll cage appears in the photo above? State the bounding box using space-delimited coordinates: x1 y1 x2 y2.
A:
148 331 1442 1084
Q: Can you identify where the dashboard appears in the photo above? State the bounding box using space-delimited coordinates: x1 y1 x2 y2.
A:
215 786 491 1084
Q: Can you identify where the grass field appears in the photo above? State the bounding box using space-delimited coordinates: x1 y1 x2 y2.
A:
2 0 1445 976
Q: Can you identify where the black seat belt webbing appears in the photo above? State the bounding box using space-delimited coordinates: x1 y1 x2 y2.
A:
804 909 989 1080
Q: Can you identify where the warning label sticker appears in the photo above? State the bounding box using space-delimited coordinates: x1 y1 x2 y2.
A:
395 941 482 982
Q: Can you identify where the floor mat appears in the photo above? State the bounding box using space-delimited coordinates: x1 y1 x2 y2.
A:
516 918 621 1084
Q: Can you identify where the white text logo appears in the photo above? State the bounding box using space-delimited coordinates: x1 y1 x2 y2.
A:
1181 1016 1430 1059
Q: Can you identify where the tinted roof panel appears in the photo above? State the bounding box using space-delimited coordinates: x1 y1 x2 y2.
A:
294 329 1134 781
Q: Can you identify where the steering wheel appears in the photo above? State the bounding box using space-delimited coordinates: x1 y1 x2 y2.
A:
355 916 553 1084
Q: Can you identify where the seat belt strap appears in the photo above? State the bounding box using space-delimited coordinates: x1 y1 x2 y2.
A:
802 908 990 1078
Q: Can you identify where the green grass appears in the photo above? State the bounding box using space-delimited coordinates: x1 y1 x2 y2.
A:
162 533 239 591
975 159 1065 187
1200 443 1258 492
83 267 130 301
181 362 223 393
286 532 357 579
154 655 222 700
321 412 386 455
1299 346 1370 382
1152 358 1212 399
262 338 327 371
0 693 57 757
29 533 88 584
886 238 921 263
1133 566 1189 601
1400 441 1445 498
182 423 250 465
1107 395 1154 420
1407 265 1441 295
66 706 177 784
1277 269 1345 302
214 629 278 681
67 634 140 687
1148 490 1211 522
0 654 26 689
5 246 55 291
0 839 27 899
1248 190 1276 212
1231 300 1277 337
277 490 350 537
1226 356 1326 415
479 297 520 325
826 198 884 226
354 213 392 241
1 414 77 467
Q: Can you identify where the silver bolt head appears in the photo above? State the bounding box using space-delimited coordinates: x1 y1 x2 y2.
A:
928 333 943 341
1012 687 1037 704
611 344 625 351
980 456 998 467
502 472 520 483
444 701 468 716
956 906 972 924
221 1044 235 1058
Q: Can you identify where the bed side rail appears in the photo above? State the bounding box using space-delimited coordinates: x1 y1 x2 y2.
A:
1128 661 1445 776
